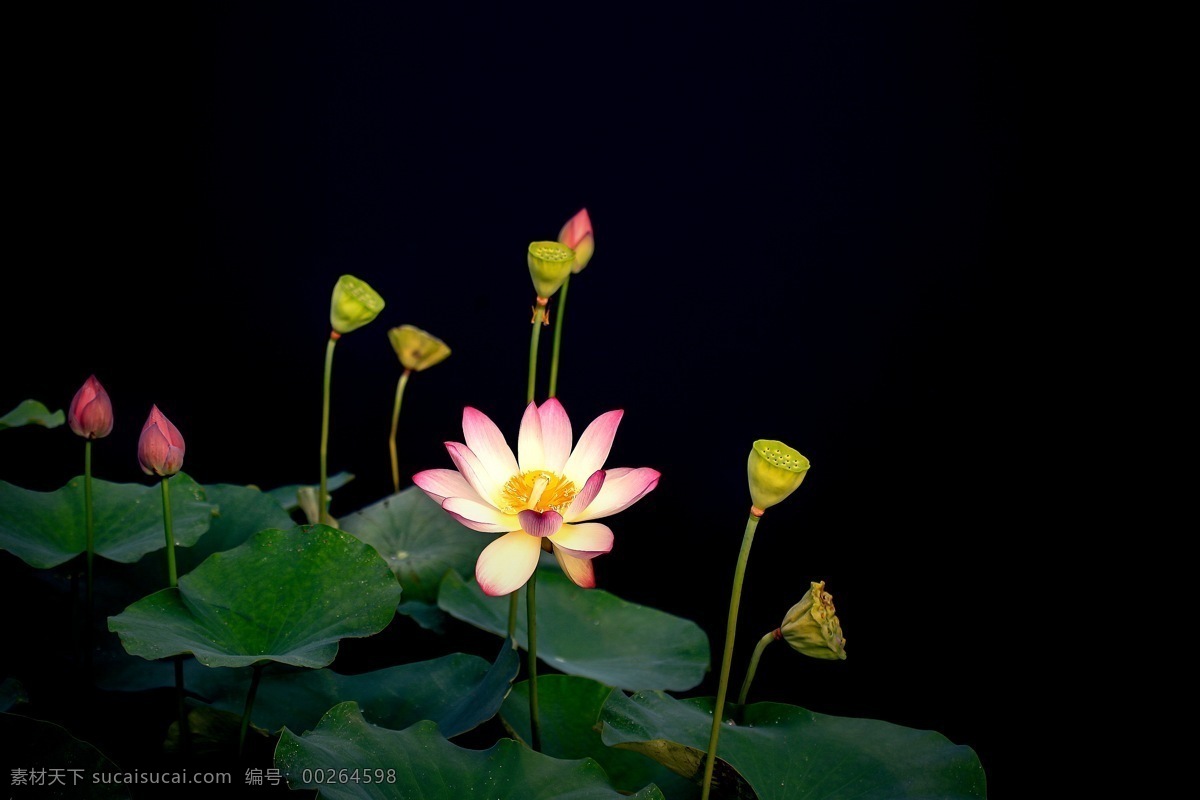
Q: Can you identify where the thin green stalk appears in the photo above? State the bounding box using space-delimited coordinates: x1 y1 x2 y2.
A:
239 663 265 757
526 301 546 406
737 630 778 706
701 511 762 800
388 369 412 494
162 477 190 754
84 441 94 607
527 569 542 752
162 478 177 588
524 299 549 749
84 440 94 677
548 275 570 397
319 334 339 524
511 301 547 641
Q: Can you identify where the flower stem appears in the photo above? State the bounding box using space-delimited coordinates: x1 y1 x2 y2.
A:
527 568 542 752
161 476 189 754
524 299 548 750
548 275 570 398
83 440 95 677
162 478 177 589
511 300 547 641
527 300 546 406
84 440 94 605
319 333 339 525
239 662 265 757
701 511 762 800
388 369 412 494
737 630 778 706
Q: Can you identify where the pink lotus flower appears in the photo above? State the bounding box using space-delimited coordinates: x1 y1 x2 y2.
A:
67 374 113 440
557 207 594 273
138 405 186 477
414 399 659 596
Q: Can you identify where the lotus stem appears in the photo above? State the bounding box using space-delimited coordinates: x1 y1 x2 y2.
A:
522 299 548 750
84 440 94 607
701 511 762 800
527 569 542 752
512 300 548 640
548 275 570 397
319 333 339 524
388 369 412 494
161 476 190 754
84 440 95 677
239 663 265 757
527 300 546 407
737 630 778 706
161 478 177 588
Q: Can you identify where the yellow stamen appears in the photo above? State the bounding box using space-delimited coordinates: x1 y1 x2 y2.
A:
500 470 577 515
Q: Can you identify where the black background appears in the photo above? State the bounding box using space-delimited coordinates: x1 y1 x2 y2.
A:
3 2 1032 794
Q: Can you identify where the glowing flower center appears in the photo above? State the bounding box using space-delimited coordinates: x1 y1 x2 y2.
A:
500 470 577 515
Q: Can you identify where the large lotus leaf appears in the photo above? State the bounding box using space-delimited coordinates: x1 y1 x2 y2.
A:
176 483 296 573
1 712 130 798
89 482 302 627
502 676 698 798
108 525 401 668
275 701 665 800
264 471 354 513
0 399 64 429
0 473 215 568
338 486 486 606
600 691 988 800
395 599 450 632
98 641 518 739
187 645 518 737
434 638 522 738
438 567 709 692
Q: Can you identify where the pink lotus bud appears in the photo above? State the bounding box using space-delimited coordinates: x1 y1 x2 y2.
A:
138 405 185 477
67 375 114 440
557 208 594 273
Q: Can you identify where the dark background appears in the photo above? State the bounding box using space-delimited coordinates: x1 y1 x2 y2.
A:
3 2 1031 794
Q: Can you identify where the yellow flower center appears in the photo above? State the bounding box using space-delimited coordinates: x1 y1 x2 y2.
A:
500 470 577 515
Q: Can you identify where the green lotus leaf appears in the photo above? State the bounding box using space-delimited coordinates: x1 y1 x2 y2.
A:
185 644 517 737
108 525 401 668
275 701 666 800
62 482 285 682
599 691 988 800
176 483 296 573
502 676 698 798
0 399 64 430
433 638 522 737
338 486 486 627
438 567 709 692
0 473 215 569
395 599 449 632
1 712 130 798
88 482 305 624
